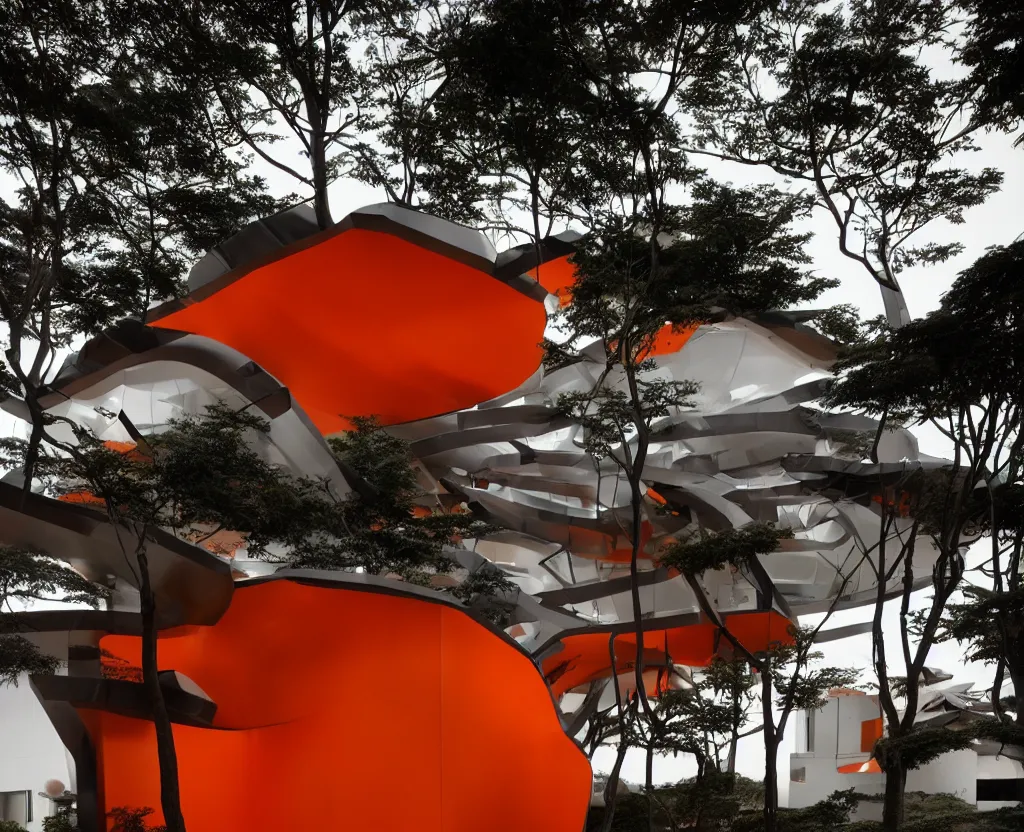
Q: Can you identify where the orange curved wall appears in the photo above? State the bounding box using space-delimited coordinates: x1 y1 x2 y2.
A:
149 229 546 434
90 581 590 831
542 611 794 698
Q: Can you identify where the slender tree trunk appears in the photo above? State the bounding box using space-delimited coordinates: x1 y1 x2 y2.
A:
600 733 631 832
881 756 905 832
761 666 778 832
311 129 332 229
646 740 655 832
138 547 186 832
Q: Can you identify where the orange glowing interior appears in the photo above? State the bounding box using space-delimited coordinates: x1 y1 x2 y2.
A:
542 611 794 698
88 581 590 832
149 228 547 434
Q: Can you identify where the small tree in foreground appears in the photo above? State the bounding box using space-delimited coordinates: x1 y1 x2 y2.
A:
662 527 860 832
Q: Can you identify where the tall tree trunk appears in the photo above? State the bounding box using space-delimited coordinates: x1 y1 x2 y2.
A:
138 547 186 832
311 129 332 229
646 740 655 832
761 667 778 832
881 757 905 832
600 734 630 832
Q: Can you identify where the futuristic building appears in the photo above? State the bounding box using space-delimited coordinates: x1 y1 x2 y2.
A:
0 203 955 831
789 677 1024 815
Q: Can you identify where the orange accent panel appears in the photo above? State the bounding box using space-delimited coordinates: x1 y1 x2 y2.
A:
91 581 590 831
838 758 882 775
532 255 576 307
542 611 793 699
860 717 883 752
648 323 700 357
149 228 546 433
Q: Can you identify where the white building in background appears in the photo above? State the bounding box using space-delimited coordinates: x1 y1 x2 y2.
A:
0 679 74 831
789 674 1024 816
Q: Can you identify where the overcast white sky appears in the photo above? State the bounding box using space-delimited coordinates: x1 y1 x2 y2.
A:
2 32 1022 804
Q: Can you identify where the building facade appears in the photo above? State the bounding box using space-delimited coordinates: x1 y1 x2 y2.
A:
789 684 1024 815
0 679 74 831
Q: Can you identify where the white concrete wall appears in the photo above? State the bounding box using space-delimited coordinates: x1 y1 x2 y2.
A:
905 748 977 805
788 757 883 809
0 678 73 831
976 754 1024 811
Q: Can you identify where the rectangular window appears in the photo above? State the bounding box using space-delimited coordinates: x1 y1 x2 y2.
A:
791 767 806 783
805 709 815 753
976 778 1024 802
0 790 32 825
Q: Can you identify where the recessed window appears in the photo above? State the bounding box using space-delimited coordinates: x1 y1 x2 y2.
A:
976 778 1024 802
791 767 806 783
0 790 32 825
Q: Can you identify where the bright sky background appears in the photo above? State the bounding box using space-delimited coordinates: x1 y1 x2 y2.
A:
1 31 1022 806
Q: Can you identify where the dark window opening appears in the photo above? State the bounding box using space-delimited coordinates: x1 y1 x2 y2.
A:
976 778 1024 802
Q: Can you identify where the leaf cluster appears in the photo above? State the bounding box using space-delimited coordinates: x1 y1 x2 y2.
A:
661 524 791 577
0 544 107 687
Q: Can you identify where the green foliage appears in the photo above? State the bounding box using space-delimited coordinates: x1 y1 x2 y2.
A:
956 1 1024 139
649 660 758 765
826 241 1024 422
11 408 499 596
557 382 698 463
810 305 865 347
0 818 25 831
873 725 976 772
732 789 858 832
699 0 1003 296
41 807 76 832
768 628 860 714
108 806 166 832
295 416 496 581
0 545 107 686
661 525 791 576
447 568 518 628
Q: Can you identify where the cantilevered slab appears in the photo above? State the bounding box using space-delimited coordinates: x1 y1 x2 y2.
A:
147 203 554 433
0 483 233 627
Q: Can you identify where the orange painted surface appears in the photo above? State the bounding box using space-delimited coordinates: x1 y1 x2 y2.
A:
838 758 882 775
860 717 884 752
149 228 546 434
542 611 794 699
88 581 590 832
532 254 576 307
648 323 700 357
562 520 655 564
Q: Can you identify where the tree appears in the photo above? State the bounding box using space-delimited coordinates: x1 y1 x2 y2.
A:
145 0 422 229
8 406 500 831
288 416 495 582
662 527 860 832
695 0 1003 325
0 545 106 687
108 806 166 832
824 241 1024 829
0 0 274 498
955 0 1024 144
22 407 316 832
